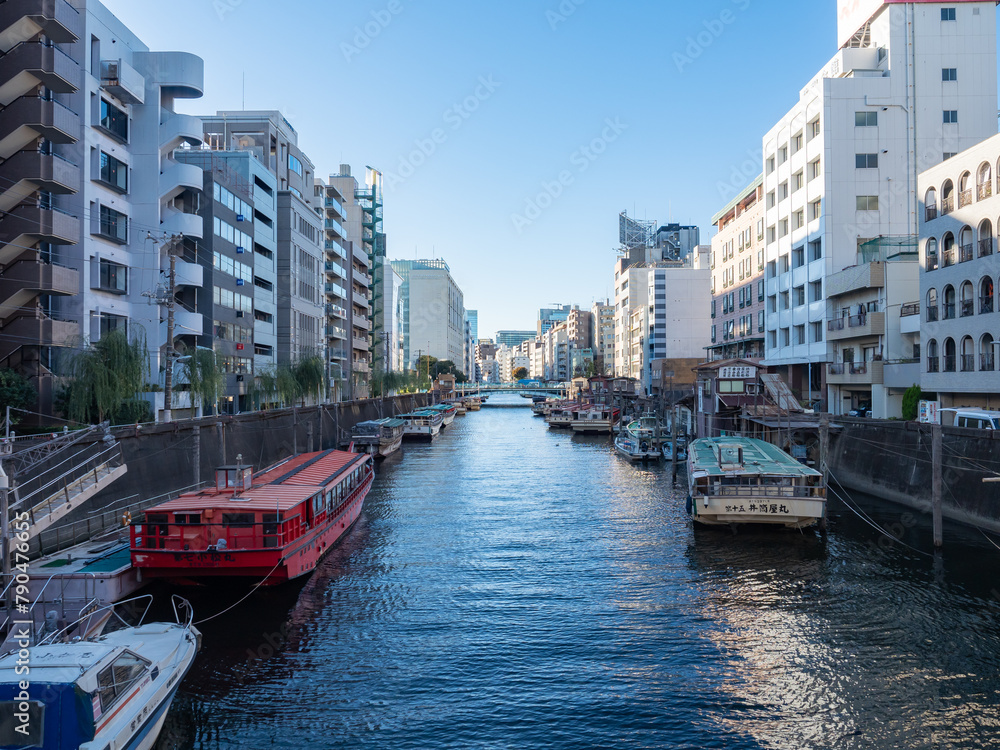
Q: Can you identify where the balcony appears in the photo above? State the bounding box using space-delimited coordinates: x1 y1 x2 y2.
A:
160 208 203 240
0 0 82 49
352 290 369 309
138 51 203 99
926 304 939 322
960 243 974 263
324 281 346 298
943 355 956 372
884 361 922 389
982 353 996 372
0 204 78 263
160 308 204 340
352 316 371 332
925 205 938 221
324 196 343 217
324 260 345 278
325 240 346 261
959 189 973 208
961 354 975 372
826 311 884 341
352 267 369 287
2 311 78 348
171 259 203 289
324 218 344 237
942 195 954 215
827 360 883 385
326 304 346 320
160 112 203 153
0 96 79 159
0 41 79 105
826 262 885 298
927 356 939 373
326 324 346 339
0 150 78 212
0 259 77 317
982 295 994 315
100 58 144 104
352 336 370 352
960 299 975 317
942 302 956 320
980 183 993 201
352 360 370 374
159 160 203 202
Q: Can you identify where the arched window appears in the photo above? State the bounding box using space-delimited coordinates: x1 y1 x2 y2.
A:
982 333 996 371
926 237 939 271
927 287 938 321
944 338 956 372
960 281 975 316
942 285 956 319
927 338 939 373
979 219 994 257
979 162 993 200
961 336 975 371
942 232 956 266
925 187 938 221
960 172 973 207
960 226 974 262
980 276 994 314
942 179 955 214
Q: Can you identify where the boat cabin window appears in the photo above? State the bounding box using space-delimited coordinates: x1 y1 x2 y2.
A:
0 701 43 745
174 513 201 525
221 513 254 527
96 651 150 713
216 465 253 492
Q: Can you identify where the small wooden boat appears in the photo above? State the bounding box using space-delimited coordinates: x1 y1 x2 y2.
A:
351 418 404 458
571 405 619 434
400 410 443 439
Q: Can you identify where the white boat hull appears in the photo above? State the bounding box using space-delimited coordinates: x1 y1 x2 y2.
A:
614 437 660 461
571 420 615 433
688 495 826 529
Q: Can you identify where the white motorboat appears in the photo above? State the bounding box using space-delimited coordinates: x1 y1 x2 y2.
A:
0 595 200 750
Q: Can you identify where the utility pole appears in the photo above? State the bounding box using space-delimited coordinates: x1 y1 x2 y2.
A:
163 249 177 423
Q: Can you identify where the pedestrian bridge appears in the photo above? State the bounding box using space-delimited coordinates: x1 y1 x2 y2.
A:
454 384 568 405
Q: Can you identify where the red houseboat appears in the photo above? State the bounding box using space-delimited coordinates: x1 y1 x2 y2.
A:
130 449 373 585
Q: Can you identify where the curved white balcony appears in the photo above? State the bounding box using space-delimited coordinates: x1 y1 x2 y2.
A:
160 111 202 153
160 208 203 240
160 309 204 341
168 259 203 289
160 160 203 202
138 51 203 99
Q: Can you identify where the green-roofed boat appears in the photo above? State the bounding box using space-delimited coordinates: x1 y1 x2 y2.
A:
351 417 405 458
425 403 457 428
685 437 826 529
399 410 443 440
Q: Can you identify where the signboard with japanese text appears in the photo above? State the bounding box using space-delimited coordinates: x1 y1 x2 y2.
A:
918 400 940 424
718 366 757 380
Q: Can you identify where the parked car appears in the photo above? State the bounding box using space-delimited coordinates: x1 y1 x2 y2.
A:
848 405 871 418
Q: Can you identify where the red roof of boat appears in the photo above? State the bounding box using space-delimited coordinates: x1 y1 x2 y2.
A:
146 450 368 514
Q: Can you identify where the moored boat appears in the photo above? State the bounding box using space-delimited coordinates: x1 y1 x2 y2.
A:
351 417 404 458
130 449 373 584
685 437 826 529
0 595 200 750
425 403 457 427
571 405 619 434
400 409 443 439
545 403 578 429
662 437 688 461
614 415 661 461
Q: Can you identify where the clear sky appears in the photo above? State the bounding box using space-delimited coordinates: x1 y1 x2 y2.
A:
105 0 848 338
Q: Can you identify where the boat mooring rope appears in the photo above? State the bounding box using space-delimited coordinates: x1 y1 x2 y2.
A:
193 558 284 625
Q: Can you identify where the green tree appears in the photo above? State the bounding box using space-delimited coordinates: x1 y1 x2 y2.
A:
276 364 303 406
0 369 37 426
901 384 922 421
183 347 225 416
66 329 150 424
293 355 325 404
513 366 528 381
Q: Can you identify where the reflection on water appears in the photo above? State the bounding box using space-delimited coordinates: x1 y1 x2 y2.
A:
157 395 1000 749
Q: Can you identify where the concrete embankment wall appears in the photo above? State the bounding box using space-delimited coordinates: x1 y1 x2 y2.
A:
829 419 1000 533
33 395 432 553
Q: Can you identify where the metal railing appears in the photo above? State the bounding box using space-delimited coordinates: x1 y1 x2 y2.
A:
981 238 994 257
960 243 974 263
927 356 940 373
961 299 975 317
961 354 975 372
942 302 956 320
926 206 938 221
960 189 973 208
981 295 994 314
926 304 939 322
979 183 993 201
982 353 996 372
942 195 954 214
900 302 920 317
943 355 956 372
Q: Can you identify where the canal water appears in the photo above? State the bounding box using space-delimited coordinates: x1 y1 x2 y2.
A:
156 394 1000 749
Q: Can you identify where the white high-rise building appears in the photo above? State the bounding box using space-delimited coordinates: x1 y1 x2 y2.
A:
762 0 998 405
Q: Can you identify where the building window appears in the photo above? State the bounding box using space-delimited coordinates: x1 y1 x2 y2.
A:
794 286 805 307
856 195 879 211
856 153 879 169
767 190 776 208
779 146 788 164
758 310 765 333
943 110 959 124
99 99 128 141
942 68 958 81
944 152 957 160
808 119 820 139
809 199 821 221
795 325 806 344
792 246 805 268
855 111 878 127
766 156 775 174
779 181 789 201
98 205 128 243
809 280 822 302
99 152 128 192
98 259 127 293
288 154 303 176
792 171 804 192
941 7 956 21
100 313 127 337
793 210 804 230
810 322 823 342
808 159 821 181
809 239 822 261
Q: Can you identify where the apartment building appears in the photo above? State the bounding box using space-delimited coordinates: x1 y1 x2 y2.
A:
919 132 1000 409
314 177 350 397
710 176 765 361
495 330 534 348
464 310 476 380
565 307 591 354
537 305 572 336
0 0 208 418
762 0 997 406
591 301 615 375
390 259 466 368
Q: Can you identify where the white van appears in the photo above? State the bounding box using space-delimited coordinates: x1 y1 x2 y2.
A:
939 408 1000 430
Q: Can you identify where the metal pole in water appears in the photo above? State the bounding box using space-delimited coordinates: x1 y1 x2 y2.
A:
671 405 679 483
932 423 943 547
192 425 200 486
819 414 829 533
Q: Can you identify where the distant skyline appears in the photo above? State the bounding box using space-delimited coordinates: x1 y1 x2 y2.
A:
103 0 999 339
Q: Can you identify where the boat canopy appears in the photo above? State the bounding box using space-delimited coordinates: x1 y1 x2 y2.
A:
688 437 821 479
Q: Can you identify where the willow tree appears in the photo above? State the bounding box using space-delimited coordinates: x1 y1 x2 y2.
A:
66 329 149 425
183 348 225 416
251 367 278 410
275 365 302 407
294 355 325 404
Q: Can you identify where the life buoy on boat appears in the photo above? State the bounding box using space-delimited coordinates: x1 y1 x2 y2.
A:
122 511 132 527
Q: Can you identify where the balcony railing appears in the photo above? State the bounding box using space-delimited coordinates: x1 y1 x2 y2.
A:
941 249 955 267
927 356 939 373
900 302 920 317
959 189 973 208
981 295 994 314
961 354 975 372
961 299 975 317
926 304 938 322
849 362 868 375
943 355 956 372
981 238 994 257
828 318 845 331
980 182 993 201
848 314 869 328
925 205 938 221
828 363 846 375
983 353 996 372
942 195 954 214
942 302 956 320
960 243 974 263
926 253 938 272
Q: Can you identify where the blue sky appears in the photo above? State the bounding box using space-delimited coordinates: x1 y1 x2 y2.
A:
105 0 843 338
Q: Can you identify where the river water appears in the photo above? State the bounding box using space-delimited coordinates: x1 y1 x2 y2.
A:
156 394 1000 749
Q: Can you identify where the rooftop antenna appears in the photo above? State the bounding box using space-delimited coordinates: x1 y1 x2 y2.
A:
242 70 245 110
